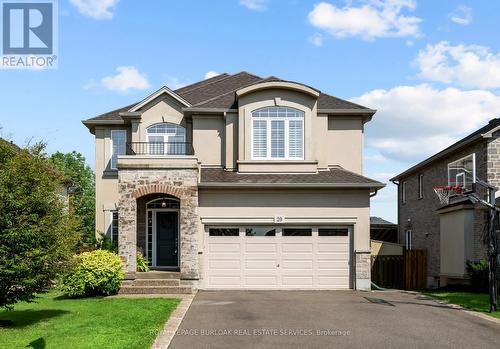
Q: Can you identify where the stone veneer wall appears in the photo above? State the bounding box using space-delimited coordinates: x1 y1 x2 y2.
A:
118 169 200 279
397 139 488 286
355 251 371 290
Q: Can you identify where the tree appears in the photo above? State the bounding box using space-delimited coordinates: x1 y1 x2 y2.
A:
49 151 95 246
0 141 79 310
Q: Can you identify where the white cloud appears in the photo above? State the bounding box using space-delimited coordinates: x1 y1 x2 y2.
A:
449 5 472 25
204 71 221 79
352 84 500 162
239 0 267 11
365 154 389 162
309 33 325 47
416 42 500 89
70 0 120 20
100 66 150 93
307 0 421 40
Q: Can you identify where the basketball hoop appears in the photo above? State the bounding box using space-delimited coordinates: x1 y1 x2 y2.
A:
433 185 463 205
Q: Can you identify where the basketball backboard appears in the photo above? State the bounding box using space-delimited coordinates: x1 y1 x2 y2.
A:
448 153 476 192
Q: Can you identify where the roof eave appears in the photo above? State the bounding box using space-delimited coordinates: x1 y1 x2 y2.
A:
198 182 385 189
390 133 484 181
182 107 238 114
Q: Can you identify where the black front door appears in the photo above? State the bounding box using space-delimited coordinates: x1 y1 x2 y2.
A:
156 211 179 267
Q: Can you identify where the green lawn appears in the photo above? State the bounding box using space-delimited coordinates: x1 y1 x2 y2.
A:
423 291 500 319
0 291 180 349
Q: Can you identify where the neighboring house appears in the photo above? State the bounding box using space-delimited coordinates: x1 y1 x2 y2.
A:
370 216 398 243
391 118 500 287
83 72 384 291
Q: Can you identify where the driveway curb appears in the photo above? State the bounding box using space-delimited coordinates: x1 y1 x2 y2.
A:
151 293 196 349
416 292 500 326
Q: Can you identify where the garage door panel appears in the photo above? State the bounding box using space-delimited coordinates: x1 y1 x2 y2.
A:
318 276 349 288
317 268 349 276
244 242 277 253
245 259 278 269
208 276 242 286
245 276 278 287
317 252 350 261
281 260 313 269
282 276 314 286
318 260 349 269
208 243 240 253
317 243 349 253
281 243 313 253
209 259 241 269
281 252 314 259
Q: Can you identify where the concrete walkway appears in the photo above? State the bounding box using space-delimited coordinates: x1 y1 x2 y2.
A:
168 290 500 349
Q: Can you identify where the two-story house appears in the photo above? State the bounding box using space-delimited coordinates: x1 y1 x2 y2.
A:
83 72 384 292
391 118 500 287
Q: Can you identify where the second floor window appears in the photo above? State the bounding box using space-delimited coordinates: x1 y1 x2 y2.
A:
251 107 304 160
147 123 186 155
402 181 407 204
111 130 126 170
418 174 424 199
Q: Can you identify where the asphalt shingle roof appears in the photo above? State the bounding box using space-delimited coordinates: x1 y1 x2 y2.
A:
370 217 396 226
85 71 372 122
199 168 384 188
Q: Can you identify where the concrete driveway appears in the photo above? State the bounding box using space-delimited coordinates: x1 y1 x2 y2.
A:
169 290 500 349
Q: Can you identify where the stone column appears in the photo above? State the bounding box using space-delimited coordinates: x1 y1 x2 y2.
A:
118 177 137 279
355 250 371 290
179 185 200 280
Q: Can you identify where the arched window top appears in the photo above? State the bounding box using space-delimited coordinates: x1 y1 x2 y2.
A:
147 123 185 136
252 107 304 118
146 197 180 209
251 107 304 160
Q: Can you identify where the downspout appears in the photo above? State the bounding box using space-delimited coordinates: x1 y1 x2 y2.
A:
391 180 400 245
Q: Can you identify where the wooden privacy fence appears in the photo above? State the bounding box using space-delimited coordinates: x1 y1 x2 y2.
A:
371 255 404 289
404 249 427 289
371 249 427 290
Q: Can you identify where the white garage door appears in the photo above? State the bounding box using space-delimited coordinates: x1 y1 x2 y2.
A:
204 227 351 289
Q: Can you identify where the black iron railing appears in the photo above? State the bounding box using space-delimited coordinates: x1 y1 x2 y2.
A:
126 142 194 156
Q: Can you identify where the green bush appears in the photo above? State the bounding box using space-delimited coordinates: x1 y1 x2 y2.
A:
61 250 124 297
466 260 489 293
136 252 150 272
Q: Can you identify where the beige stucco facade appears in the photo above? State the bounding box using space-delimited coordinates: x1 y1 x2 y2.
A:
438 205 475 281
84 76 381 291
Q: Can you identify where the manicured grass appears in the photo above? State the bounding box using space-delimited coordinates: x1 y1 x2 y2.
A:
0 291 180 349
423 290 500 319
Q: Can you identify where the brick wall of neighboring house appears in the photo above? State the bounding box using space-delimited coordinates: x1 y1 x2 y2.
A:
397 139 489 286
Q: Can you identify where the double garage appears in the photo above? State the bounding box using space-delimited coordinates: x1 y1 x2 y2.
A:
203 226 352 290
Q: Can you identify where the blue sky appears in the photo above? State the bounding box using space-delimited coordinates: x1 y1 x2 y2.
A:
1 0 500 223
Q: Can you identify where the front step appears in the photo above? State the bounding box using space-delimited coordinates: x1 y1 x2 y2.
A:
118 286 193 294
136 271 180 279
119 271 193 294
133 279 180 287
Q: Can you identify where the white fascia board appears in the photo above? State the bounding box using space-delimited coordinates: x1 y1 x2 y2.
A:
128 86 191 112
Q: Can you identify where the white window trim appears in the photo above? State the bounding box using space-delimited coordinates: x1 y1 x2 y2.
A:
405 230 412 250
418 174 424 199
402 181 407 204
250 109 305 161
110 130 127 170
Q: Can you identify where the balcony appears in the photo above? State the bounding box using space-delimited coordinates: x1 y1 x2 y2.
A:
117 142 198 170
126 142 194 156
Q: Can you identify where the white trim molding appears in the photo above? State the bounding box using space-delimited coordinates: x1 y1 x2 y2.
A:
129 86 191 112
200 216 358 225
